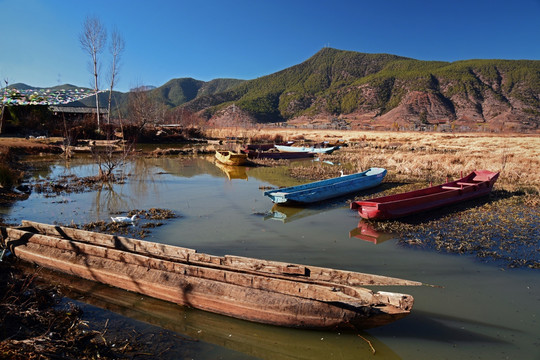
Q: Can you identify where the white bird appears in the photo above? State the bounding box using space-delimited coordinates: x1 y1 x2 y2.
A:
111 214 138 224
340 170 345 177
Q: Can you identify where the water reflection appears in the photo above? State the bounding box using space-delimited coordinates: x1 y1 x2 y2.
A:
29 265 401 360
264 202 344 223
152 156 222 178
265 204 322 223
349 221 395 244
214 161 249 180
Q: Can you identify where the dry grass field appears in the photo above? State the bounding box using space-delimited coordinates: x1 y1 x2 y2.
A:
206 128 540 195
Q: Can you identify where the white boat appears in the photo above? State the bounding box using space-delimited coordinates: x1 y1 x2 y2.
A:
274 144 340 154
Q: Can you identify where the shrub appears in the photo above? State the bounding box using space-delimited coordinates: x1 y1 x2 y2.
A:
0 164 16 189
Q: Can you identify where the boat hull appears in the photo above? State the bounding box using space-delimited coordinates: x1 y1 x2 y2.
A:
351 170 499 220
264 167 387 204
242 149 315 160
215 151 248 166
274 145 339 154
1 221 419 330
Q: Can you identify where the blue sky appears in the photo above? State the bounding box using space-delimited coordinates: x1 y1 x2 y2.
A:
2 0 540 92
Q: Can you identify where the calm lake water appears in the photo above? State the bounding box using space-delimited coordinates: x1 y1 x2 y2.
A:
3 154 539 360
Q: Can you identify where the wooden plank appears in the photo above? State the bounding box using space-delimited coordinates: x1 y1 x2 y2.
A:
441 186 462 190
21 220 196 260
18 221 422 287
223 255 422 287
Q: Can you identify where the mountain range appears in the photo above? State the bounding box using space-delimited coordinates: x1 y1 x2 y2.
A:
9 48 540 131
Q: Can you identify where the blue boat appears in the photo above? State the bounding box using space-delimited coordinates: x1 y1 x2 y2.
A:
264 167 387 204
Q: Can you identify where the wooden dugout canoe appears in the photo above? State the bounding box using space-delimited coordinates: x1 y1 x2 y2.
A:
1 220 422 329
350 170 499 220
25 265 401 360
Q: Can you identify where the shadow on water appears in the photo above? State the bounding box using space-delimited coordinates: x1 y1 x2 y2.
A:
369 309 518 345
25 264 404 360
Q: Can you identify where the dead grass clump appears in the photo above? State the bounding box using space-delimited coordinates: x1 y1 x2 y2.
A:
522 186 540 207
289 163 343 180
248 134 284 144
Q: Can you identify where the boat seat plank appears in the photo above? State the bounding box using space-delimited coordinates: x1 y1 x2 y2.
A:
441 186 462 190
456 182 477 186
271 192 289 196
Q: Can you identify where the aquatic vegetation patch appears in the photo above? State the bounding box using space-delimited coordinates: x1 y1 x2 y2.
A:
369 192 539 269
69 208 178 239
32 174 127 196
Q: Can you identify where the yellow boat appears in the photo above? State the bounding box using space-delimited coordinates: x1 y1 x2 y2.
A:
215 150 248 166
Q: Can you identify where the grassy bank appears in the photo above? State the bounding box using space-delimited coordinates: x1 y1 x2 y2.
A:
207 128 540 193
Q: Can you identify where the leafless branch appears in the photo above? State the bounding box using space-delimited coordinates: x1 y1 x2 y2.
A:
80 16 107 131
107 28 125 124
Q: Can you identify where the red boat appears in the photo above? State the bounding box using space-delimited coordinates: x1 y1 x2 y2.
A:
350 170 500 220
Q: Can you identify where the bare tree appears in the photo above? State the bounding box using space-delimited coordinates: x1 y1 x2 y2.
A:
0 78 8 134
128 88 166 133
80 16 107 131
107 28 125 124
92 141 132 181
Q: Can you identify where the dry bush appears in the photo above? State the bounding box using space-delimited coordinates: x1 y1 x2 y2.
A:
248 133 284 144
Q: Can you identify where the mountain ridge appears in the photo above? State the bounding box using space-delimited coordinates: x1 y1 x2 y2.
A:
186 48 539 131
6 48 540 131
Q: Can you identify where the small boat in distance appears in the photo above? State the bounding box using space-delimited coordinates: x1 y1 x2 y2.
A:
274 144 340 154
215 150 248 166
242 147 315 160
243 141 294 151
350 170 500 220
264 167 387 204
2 220 423 329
